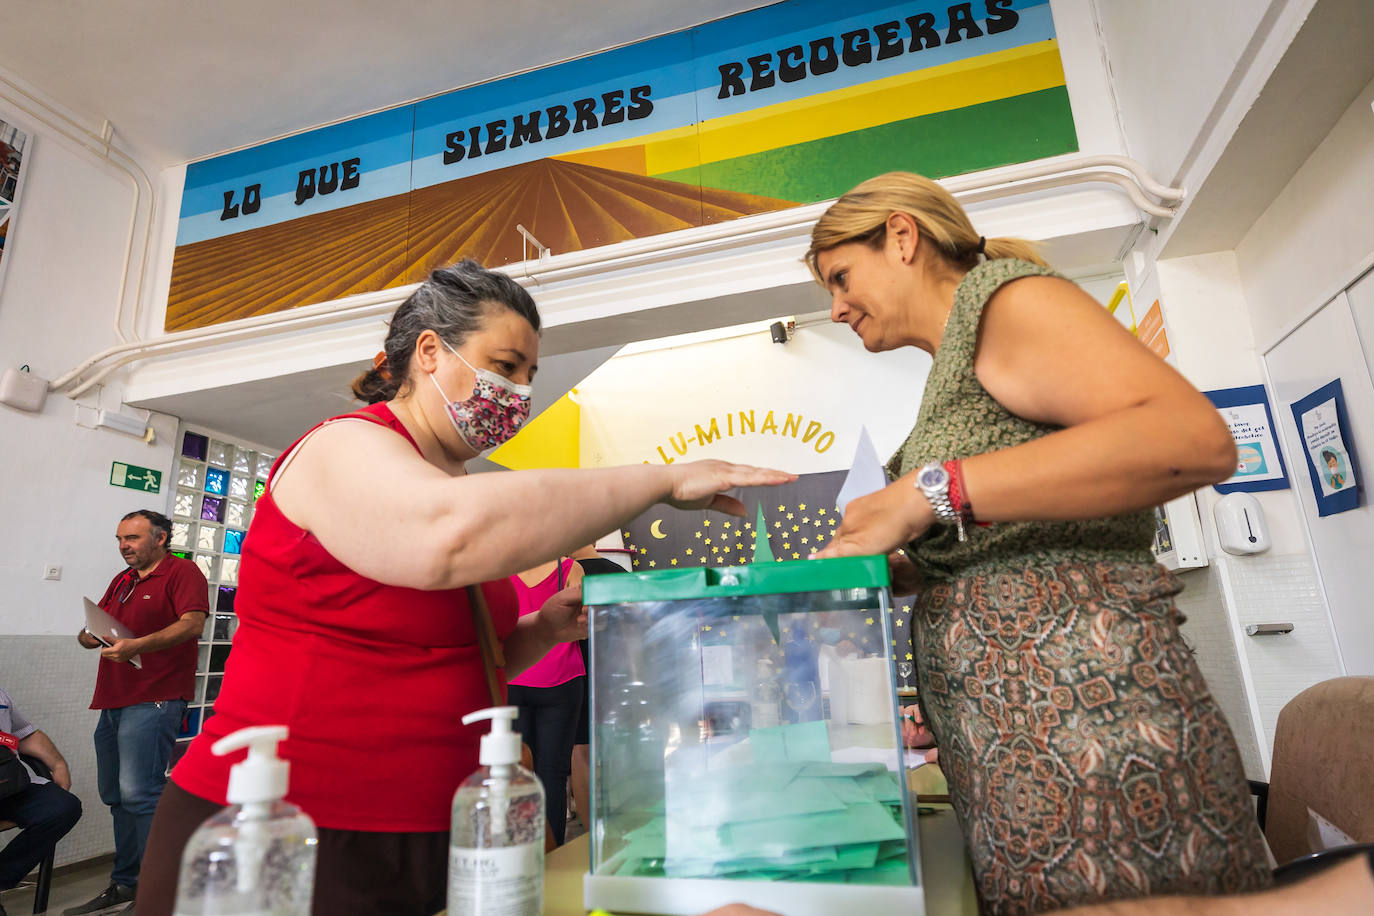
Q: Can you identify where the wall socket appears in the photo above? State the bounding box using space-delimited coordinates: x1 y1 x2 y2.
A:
43 564 62 581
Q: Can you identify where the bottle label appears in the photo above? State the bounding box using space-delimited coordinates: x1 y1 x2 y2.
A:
448 842 542 916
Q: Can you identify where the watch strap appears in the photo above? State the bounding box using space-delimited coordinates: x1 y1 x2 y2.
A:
917 461 967 542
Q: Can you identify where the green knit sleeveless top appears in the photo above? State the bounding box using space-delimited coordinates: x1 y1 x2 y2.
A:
887 258 1156 581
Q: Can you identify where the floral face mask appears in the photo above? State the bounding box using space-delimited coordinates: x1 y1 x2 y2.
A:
429 341 532 452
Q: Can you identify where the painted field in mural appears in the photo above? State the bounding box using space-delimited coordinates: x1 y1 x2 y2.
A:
167 0 1075 331
401 159 793 283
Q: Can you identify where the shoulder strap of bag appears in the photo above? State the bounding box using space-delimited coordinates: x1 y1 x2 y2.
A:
465 584 507 708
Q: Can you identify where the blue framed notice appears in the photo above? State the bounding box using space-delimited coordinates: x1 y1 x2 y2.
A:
1290 379 1362 517
1204 384 1289 493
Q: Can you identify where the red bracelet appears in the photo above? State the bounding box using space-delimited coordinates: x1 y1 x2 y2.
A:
943 459 974 521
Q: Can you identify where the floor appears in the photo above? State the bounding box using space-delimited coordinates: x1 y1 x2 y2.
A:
2 859 117 915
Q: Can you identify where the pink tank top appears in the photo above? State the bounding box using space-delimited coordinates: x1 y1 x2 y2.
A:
506 558 585 688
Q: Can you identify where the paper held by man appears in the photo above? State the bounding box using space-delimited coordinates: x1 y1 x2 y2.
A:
83 596 144 669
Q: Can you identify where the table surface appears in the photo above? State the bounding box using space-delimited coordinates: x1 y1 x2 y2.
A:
541 764 977 916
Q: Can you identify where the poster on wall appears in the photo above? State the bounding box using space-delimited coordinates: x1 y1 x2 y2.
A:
1290 379 1362 516
0 117 32 298
167 0 1079 331
1203 384 1289 493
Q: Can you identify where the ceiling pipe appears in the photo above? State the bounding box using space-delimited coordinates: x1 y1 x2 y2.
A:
50 153 1182 397
957 169 1178 219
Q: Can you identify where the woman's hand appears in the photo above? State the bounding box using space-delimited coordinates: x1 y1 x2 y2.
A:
888 551 923 596
505 584 587 677
813 475 934 559
901 704 936 750
664 461 797 515
537 584 587 644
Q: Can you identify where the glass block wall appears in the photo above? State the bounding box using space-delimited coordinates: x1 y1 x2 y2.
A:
167 426 276 743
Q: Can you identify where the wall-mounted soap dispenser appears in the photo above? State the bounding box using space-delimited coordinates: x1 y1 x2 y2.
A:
1214 493 1270 555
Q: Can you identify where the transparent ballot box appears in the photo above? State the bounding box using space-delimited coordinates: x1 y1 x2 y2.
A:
583 556 924 916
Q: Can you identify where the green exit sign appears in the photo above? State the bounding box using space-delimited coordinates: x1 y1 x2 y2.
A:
111 462 162 493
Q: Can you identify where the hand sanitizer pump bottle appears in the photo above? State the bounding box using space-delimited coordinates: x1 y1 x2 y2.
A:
448 706 544 916
173 726 318 915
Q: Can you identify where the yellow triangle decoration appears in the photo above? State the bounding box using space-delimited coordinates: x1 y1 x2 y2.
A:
487 391 580 470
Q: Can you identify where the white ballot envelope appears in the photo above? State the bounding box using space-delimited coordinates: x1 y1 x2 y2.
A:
83 597 143 669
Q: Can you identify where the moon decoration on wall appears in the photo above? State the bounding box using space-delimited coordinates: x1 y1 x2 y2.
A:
650 519 667 539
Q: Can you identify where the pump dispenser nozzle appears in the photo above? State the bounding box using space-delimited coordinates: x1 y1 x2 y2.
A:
462 706 521 767
213 725 290 805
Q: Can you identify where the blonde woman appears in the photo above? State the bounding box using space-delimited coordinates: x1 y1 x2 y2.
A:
809 173 1269 913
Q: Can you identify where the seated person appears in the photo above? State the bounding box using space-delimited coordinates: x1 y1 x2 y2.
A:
0 687 82 910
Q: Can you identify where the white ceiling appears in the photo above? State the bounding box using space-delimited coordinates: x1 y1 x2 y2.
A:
1160 0 1374 258
0 0 776 164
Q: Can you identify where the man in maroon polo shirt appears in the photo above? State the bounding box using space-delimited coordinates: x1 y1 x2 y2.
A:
68 510 207 916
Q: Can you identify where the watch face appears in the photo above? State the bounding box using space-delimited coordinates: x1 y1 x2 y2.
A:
917 464 949 489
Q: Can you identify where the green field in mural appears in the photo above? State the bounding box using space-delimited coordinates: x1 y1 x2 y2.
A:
656 88 1078 204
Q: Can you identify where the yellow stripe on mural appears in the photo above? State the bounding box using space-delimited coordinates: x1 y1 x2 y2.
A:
559 41 1066 177
695 41 1066 169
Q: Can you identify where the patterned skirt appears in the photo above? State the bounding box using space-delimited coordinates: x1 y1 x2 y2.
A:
913 560 1271 915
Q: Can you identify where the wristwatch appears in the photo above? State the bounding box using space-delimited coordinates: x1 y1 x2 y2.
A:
915 461 967 542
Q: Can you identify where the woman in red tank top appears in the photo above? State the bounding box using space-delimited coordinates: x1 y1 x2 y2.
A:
135 260 795 916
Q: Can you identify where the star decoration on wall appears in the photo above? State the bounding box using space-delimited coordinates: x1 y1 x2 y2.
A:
618 471 918 671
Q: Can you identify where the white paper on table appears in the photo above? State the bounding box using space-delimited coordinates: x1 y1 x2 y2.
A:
836 427 888 518
830 745 900 770
904 748 932 769
827 745 930 772
83 597 143 669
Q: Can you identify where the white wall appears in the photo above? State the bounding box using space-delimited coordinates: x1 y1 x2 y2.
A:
0 104 176 634
1155 253 1310 556
1233 74 1374 678
1235 75 1374 347
1264 287 1374 677
1142 250 1345 775
1092 0 1297 184
0 98 175 867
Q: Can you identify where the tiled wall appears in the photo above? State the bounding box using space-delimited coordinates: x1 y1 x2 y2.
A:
1218 553 1344 765
0 637 110 868
1175 565 1266 779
